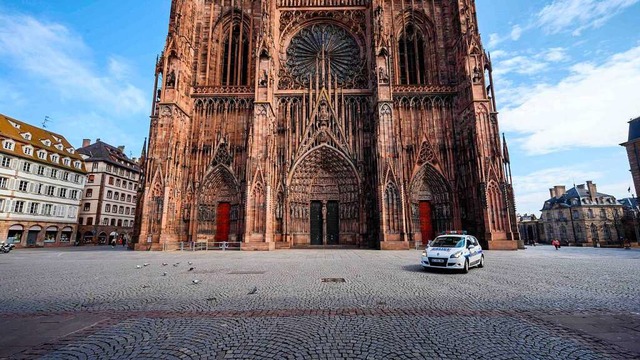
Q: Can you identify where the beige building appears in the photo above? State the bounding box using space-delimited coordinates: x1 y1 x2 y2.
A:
517 214 545 245
77 140 141 245
541 182 624 246
0 114 86 247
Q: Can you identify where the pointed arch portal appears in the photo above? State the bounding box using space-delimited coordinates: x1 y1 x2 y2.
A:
197 166 241 242
410 164 453 243
288 146 360 246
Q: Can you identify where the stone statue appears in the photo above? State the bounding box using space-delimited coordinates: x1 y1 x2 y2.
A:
166 70 176 88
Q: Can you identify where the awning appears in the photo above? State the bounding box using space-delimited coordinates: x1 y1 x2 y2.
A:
9 224 23 231
46 226 58 231
29 225 42 231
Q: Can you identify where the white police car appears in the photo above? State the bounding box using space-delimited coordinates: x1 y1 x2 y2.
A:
420 232 484 273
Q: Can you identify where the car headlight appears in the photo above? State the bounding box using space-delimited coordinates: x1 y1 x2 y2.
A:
421 251 427 257
450 251 463 259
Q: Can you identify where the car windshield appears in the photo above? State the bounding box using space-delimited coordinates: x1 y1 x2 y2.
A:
430 237 465 248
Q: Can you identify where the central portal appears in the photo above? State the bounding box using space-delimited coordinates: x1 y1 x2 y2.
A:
310 201 340 245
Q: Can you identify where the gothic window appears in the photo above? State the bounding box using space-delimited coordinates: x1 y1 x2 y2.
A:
221 20 249 86
385 183 401 233
398 24 426 85
252 184 265 233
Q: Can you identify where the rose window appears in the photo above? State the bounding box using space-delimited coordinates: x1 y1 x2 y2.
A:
286 24 361 86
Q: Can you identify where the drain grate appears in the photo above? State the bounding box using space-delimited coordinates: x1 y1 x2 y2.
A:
228 271 266 275
321 278 346 283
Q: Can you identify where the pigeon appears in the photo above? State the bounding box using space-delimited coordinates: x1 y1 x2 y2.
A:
136 265 142 269
188 261 193 265
143 263 150 267
142 285 150 288
188 267 194 272
162 263 168 266
162 272 167 276
173 264 179 267
192 279 201 284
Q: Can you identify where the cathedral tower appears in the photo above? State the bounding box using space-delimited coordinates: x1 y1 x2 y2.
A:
136 0 520 250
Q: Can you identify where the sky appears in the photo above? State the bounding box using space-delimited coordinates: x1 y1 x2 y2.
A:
1 0 639 216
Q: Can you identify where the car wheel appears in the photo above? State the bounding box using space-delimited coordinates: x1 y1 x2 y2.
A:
422 266 428 271
462 259 469 274
478 255 484 268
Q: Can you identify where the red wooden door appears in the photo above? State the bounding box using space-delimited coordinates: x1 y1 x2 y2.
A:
215 202 231 242
419 201 434 244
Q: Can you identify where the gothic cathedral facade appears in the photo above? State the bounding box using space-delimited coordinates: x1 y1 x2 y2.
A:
136 0 520 251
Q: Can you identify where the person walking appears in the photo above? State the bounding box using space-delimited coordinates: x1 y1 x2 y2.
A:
552 239 560 250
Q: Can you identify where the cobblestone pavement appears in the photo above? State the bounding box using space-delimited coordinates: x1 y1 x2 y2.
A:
0 246 639 359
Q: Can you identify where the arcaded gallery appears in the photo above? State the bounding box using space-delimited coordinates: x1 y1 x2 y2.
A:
135 0 519 251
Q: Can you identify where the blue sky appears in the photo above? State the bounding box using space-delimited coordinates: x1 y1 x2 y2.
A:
1 0 639 216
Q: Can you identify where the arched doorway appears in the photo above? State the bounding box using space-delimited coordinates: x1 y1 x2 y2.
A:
27 225 42 246
196 166 241 243
288 145 360 246
410 164 453 244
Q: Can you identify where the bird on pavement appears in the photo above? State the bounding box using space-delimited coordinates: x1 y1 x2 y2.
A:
192 279 201 284
162 263 168 266
136 265 142 269
162 272 167 276
188 261 193 265
143 263 150 267
188 267 194 271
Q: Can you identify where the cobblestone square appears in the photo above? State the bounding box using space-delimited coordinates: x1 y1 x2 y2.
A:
1 246 639 359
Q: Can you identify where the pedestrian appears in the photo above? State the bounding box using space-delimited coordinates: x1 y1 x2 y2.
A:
111 238 116 248
552 239 560 250
122 237 127 247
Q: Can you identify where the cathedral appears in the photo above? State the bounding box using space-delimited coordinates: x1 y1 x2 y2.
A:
135 0 520 251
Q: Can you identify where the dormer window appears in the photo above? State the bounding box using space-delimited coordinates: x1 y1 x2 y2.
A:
74 160 81 169
2 140 15 151
63 158 71 166
52 135 60 142
55 144 63 151
23 146 33 156
50 154 59 163
66 147 75 154
21 132 32 140
42 139 51 146
37 150 47 160
7 120 20 129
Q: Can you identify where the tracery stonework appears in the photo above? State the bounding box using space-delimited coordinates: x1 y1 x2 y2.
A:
135 0 520 251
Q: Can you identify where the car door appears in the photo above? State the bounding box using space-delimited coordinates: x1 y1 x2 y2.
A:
469 237 481 265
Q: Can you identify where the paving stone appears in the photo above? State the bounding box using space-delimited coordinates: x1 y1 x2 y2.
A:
0 246 638 359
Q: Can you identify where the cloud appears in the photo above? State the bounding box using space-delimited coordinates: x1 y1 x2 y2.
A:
513 166 604 215
487 25 525 48
493 56 549 77
510 25 523 41
537 0 640 35
543 47 570 62
0 13 146 115
500 45 640 155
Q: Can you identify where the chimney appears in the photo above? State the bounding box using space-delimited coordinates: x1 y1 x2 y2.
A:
586 181 597 201
117 145 125 153
82 139 91 148
553 185 566 198
549 188 556 198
